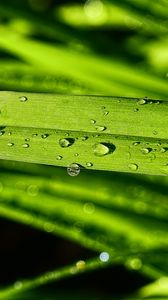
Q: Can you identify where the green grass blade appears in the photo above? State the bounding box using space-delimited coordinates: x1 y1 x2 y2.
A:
0 91 168 175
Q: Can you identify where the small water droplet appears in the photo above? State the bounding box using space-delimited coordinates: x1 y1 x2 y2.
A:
159 147 166 153
7 142 14 147
126 258 142 270
41 134 49 139
95 125 106 132
0 131 5 136
86 162 93 167
128 163 138 171
76 260 86 270
103 111 109 116
32 133 38 137
56 155 62 160
14 281 23 290
132 142 140 146
19 96 28 102
99 252 110 262
90 119 96 124
93 143 109 156
74 153 79 157
156 101 160 105
83 202 95 214
153 130 158 135
8 132 12 136
141 148 151 154
27 185 39 196
67 163 80 176
134 108 139 112
25 138 30 142
59 138 74 148
22 143 29 148
101 106 106 109
137 98 147 105
81 136 88 141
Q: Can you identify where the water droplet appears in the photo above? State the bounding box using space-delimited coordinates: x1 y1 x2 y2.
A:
83 202 95 214
0 131 5 136
95 125 106 132
93 143 109 156
126 258 142 270
22 143 29 148
32 133 38 137
99 252 110 262
59 138 74 148
67 163 80 176
101 106 106 109
159 147 166 153
137 98 146 105
74 153 79 157
41 134 49 139
25 138 30 142
103 111 109 116
7 142 14 147
134 108 139 112
128 163 138 171
27 185 39 196
44 222 55 233
19 96 28 102
156 101 160 105
56 155 62 160
8 132 12 136
132 142 140 146
90 119 96 124
76 260 86 270
141 148 151 154
86 162 93 167
153 130 158 135
14 281 23 290
81 136 88 141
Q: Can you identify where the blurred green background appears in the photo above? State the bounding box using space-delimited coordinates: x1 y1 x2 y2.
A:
0 0 168 299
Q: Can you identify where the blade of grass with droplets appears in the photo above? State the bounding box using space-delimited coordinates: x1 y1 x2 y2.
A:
0 27 168 98
0 91 168 175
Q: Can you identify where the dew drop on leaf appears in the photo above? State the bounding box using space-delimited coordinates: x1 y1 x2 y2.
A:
19 96 28 102
56 155 62 160
95 125 106 132
128 163 138 171
137 99 146 105
67 163 80 176
7 142 14 147
99 252 110 262
22 143 29 148
86 162 93 167
93 143 114 156
141 148 151 154
90 119 96 124
59 138 74 148
41 134 49 139
76 260 86 270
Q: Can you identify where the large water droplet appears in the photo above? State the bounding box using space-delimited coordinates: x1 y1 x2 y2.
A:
99 252 110 262
67 163 80 176
128 163 138 171
59 138 74 148
19 96 28 102
93 143 109 156
95 125 106 132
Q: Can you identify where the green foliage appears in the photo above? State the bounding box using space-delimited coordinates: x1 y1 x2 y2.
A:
0 0 168 299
